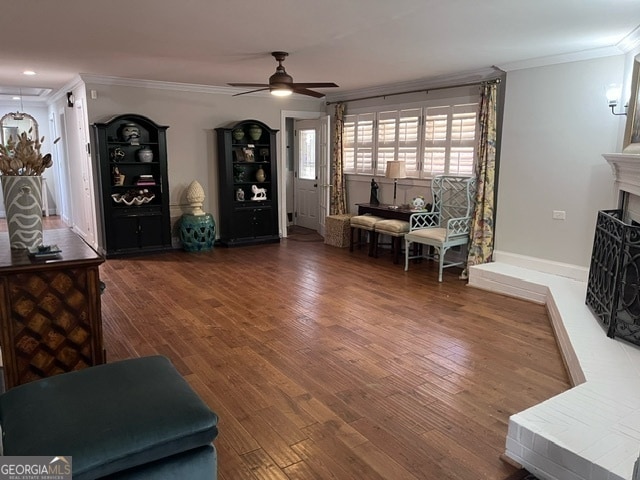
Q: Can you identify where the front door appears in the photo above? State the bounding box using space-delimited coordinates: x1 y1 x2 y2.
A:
294 119 319 230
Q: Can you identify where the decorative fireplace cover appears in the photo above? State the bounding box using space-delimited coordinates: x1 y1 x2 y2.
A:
586 209 640 345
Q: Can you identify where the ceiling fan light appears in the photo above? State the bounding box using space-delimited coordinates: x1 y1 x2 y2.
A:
271 87 292 97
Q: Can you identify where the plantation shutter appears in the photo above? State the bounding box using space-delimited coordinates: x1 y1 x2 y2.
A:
343 113 375 174
343 115 356 173
423 103 477 176
423 106 448 175
375 109 420 176
397 109 420 177
343 98 479 178
449 104 477 176
376 111 397 175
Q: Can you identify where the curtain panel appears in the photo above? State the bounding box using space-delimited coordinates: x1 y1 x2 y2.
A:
330 103 348 215
464 82 497 276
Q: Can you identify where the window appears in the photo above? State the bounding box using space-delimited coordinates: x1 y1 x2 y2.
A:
343 113 374 174
376 109 420 176
343 99 478 178
298 128 316 180
424 103 476 176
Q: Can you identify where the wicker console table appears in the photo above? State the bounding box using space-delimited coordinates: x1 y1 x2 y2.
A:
0 228 105 389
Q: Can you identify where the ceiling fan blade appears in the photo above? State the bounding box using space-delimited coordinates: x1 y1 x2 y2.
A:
229 52 338 99
292 87 326 98
232 87 270 97
228 83 270 87
292 82 339 88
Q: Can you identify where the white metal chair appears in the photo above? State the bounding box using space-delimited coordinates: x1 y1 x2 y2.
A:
404 175 476 282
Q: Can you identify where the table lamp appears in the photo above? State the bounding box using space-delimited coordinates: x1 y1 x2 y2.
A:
385 160 406 209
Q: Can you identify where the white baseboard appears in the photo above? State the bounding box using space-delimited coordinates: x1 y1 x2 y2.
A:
492 250 589 282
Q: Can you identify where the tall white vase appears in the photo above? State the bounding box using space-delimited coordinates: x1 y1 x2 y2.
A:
1 176 43 249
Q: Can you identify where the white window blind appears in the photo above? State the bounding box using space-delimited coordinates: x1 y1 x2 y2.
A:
343 98 478 177
449 105 477 175
376 111 397 176
423 103 477 176
343 118 356 172
344 113 374 174
377 109 421 177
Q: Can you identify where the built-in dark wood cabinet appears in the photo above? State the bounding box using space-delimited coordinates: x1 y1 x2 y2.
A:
215 120 280 246
92 113 172 257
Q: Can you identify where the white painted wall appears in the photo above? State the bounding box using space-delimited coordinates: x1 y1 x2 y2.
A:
496 55 626 268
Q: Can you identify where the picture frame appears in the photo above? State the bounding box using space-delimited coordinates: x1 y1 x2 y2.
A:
624 54 640 152
233 148 245 162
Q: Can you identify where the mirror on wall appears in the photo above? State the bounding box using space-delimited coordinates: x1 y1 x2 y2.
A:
0 112 39 146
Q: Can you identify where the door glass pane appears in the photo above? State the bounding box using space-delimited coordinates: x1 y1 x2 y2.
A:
299 129 316 180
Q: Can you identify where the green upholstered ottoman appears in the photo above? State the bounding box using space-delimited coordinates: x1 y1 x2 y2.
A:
0 355 219 480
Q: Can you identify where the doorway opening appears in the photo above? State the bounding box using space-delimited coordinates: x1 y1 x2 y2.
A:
280 111 330 240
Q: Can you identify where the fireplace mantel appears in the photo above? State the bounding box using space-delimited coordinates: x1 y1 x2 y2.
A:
603 152 640 198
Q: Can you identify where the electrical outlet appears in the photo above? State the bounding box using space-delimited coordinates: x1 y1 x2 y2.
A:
552 210 566 220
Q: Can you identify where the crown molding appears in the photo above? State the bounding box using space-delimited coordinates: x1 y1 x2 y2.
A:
497 45 624 72
48 75 85 105
78 74 274 97
618 24 640 54
324 67 501 104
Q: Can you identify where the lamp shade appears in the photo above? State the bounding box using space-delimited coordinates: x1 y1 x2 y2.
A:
385 161 406 179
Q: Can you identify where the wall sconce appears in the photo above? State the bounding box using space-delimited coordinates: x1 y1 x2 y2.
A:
66 91 74 108
606 84 627 116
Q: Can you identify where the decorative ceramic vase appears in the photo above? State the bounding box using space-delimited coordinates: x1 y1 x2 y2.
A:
232 128 245 141
1 175 43 249
121 124 140 143
236 188 245 201
248 125 262 141
137 146 154 163
255 167 266 182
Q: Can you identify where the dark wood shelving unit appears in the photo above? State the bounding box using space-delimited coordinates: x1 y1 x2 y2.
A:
92 113 172 257
215 119 279 246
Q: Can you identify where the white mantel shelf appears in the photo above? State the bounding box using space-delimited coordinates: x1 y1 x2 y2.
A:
603 153 640 199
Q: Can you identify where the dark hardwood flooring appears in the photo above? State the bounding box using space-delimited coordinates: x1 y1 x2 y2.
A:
5 218 571 479
101 236 569 479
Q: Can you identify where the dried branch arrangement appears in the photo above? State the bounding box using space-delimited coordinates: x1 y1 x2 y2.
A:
0 130 53 175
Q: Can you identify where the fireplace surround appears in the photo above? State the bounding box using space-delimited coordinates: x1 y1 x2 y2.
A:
586 154 640 346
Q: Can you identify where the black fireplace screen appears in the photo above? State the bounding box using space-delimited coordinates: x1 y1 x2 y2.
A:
586 209 640 345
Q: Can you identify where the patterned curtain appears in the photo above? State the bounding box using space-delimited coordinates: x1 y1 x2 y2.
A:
463 82 498 278
330 103 348 214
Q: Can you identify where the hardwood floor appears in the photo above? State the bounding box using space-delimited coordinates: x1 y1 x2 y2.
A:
4 218 570 479
97 235 570 480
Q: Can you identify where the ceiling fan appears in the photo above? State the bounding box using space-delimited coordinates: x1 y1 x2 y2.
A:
228 51 338 98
